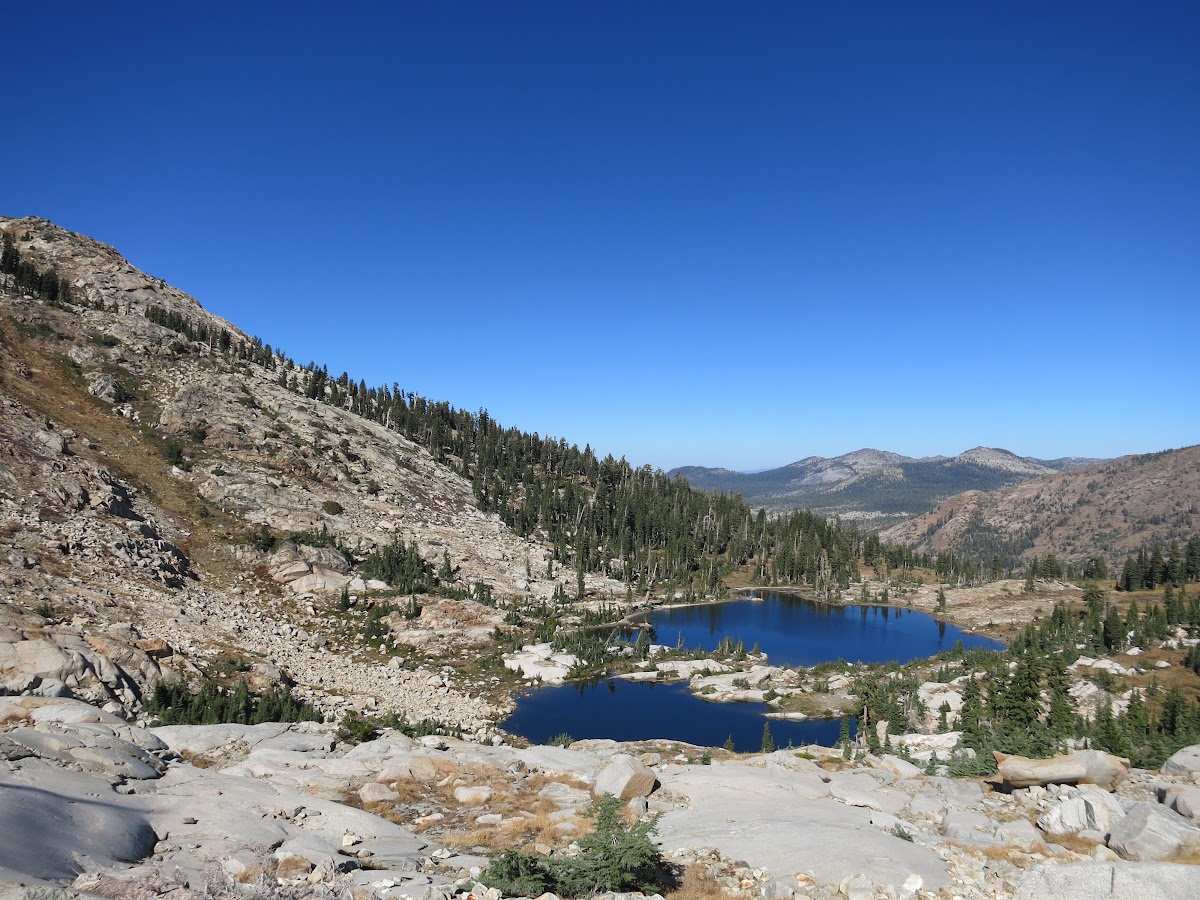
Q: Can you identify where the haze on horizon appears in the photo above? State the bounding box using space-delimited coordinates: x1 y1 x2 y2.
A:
3 3 1196 472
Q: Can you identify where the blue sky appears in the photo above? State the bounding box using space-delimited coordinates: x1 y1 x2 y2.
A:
4 2 1197 471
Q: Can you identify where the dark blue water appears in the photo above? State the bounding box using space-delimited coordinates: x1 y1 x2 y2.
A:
503 678 854 753
503 594 1003 750
639 593 1003 666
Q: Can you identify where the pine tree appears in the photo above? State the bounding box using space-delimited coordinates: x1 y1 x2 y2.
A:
760 722 775 753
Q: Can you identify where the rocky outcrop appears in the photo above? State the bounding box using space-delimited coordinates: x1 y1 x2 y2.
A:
0 697 465 896
0 611 180 713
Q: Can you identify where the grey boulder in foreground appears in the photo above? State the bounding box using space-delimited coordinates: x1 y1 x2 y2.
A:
1013 861 1200 899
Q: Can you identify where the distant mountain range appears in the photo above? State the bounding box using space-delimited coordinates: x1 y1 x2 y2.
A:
669 447 1103 523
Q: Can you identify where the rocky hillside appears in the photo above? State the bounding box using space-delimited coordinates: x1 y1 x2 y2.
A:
671 448 1101 522
880 446 1200 570
0 215 627 731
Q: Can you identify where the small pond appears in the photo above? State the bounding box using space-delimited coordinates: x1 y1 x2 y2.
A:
502 593 1003 750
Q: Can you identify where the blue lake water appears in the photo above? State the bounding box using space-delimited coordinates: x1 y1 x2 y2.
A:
636 592 1003 667
502 593 1004 751
503 678 852 753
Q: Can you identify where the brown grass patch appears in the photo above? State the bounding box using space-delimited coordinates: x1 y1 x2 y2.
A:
1041 831 1103 855
665 865 736 900
177 748 213 769
442 809 593 855
353 770 603 856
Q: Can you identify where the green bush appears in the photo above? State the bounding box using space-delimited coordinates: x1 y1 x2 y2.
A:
322 499 343 515
88 331 120 348
480 795 663 898
242 524 276 553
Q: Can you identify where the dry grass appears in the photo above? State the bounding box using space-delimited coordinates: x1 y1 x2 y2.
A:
177 748 213 769
1040 832 1102 855
664 865 736 900
442 809 593 854
354 770 601 856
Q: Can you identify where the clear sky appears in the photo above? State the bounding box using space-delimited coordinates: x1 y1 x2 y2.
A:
4 2 1197 471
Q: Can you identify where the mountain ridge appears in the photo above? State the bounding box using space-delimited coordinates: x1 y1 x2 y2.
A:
670 446 1104 521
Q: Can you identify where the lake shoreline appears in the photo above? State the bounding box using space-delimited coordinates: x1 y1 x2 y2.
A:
502 591 1004 746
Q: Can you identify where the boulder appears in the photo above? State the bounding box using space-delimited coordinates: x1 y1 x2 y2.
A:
942 809 999 844
1159 785 1200 822
1014 861 1200 899
593 754 657 800
994 749 1129 790
1072 749 1132 790
1161 745 1200 779
996 817 1043 851
88 374 123 403
359 782 399 804
1106 802 1200 861
1037 788 1125 836
453 785 494 805
867 754 923 779
538 781 592 809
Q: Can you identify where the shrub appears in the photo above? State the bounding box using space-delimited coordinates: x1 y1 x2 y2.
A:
480 794 664 898
321 499 343 515
243 525 276 553
549 732 574 747
162 441 187 468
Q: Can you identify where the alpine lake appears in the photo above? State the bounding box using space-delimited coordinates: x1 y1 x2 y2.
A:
502 592 1004 752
